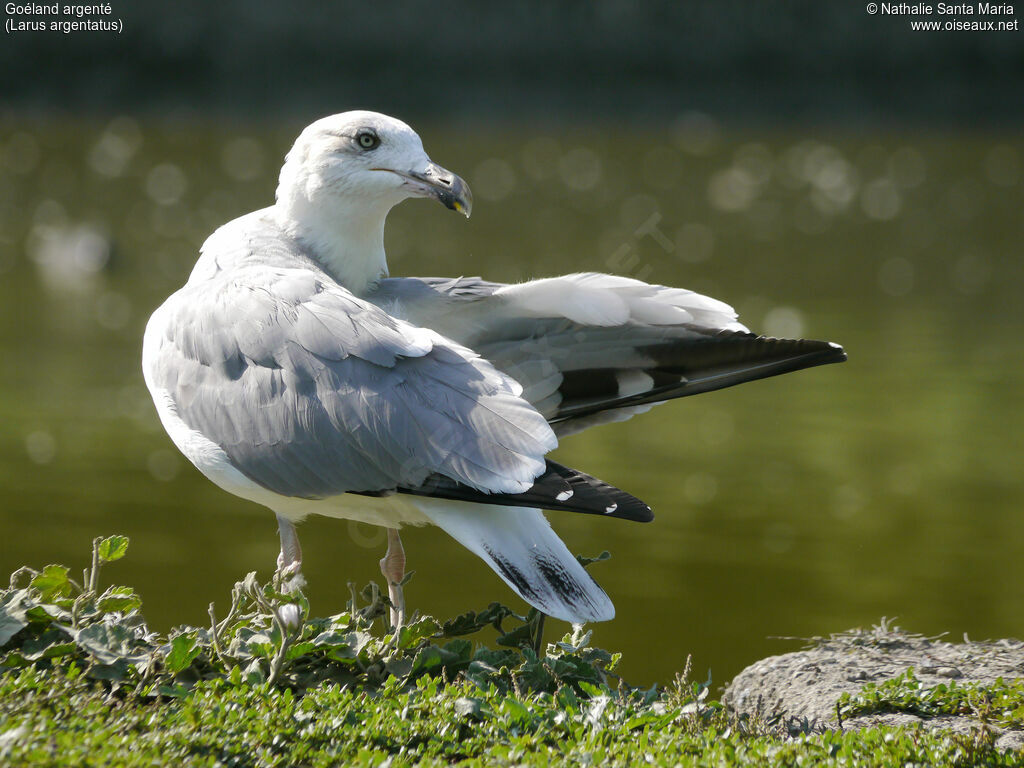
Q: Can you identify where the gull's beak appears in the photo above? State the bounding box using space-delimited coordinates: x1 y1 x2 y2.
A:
392 162 473 218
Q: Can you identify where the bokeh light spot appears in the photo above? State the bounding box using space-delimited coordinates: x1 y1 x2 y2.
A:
146 163 188 206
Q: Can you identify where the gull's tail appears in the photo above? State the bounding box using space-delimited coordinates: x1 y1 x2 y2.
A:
416 499 615 623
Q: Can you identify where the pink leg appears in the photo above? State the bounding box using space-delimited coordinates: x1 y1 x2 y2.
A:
378 528 406 629
276 514 304 627
276 514 303 573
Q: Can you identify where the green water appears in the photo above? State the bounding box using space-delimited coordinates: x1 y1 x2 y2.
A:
1 117 1022 687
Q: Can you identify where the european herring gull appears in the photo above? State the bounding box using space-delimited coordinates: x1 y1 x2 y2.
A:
142 111 846 627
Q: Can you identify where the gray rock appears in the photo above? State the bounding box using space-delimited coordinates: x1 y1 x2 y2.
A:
722 620 1024 750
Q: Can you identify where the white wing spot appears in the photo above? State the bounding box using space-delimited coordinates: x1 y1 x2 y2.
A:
604 503 618 514
616 371 654 398
556 490 573 502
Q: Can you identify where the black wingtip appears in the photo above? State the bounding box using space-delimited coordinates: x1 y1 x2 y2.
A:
540 460 654 522
792 337 847 366
391 460 652 523
553 331 847 425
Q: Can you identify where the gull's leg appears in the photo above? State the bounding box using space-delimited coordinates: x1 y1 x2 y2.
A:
378 528 406 630
276 513 303 574
276 514 305 627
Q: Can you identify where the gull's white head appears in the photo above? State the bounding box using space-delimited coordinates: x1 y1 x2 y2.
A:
277 111 472 218
274 110 472 293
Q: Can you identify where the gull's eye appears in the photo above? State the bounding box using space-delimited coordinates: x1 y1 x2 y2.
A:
356 130 380 150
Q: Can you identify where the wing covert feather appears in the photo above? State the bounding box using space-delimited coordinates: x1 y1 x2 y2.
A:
146 267 556 499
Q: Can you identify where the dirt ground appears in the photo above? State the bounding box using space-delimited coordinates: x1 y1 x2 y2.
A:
722 620 1024 751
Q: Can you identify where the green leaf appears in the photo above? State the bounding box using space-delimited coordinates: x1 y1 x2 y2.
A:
441 610 489 637
409 645 444 677
473 647 519 669
556 686 581 711
88 659 131 683
496 623 533 649
30 564 72 601
97 586 142 614
75 623 137 666
24 602 71 624
285 641 316 661
395 617 441 650
0 605 28 646
443 603 516 636
517 657 556 692
314 629 355 648
454 696 483 719
384 657 413 678
315 629 376 665
549 656 601 686
165 634 201 674
20 628 77 662
156 683 191 698
97 535 129 563
441 638 473 662
501 697 532 726
242 659 265 685
247 641 274 659
1 651 29 667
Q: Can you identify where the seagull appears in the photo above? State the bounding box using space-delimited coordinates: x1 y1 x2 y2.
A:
142 111 846 628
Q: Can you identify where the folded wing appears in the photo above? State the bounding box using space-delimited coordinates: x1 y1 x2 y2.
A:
144 266 558 499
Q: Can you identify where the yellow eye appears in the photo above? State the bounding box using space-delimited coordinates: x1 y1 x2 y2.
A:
356 131 380 150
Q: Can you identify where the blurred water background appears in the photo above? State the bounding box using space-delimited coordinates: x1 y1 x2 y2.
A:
2 1 1023 688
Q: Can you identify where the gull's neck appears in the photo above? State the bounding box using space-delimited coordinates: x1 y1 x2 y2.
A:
275 189 391 297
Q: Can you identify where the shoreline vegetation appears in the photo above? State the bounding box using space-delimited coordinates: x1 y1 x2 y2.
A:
1 537 1021 766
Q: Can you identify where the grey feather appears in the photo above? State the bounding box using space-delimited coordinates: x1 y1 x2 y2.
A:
367 275 846 433
146 225 556 499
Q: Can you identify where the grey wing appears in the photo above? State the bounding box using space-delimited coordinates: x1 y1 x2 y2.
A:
370 273 846 437
146 268 557 499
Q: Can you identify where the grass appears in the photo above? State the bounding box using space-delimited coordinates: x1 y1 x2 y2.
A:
838 668 1024 730
1 536 1022 767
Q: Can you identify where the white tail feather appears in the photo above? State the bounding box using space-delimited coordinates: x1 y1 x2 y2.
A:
417 500 615 623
